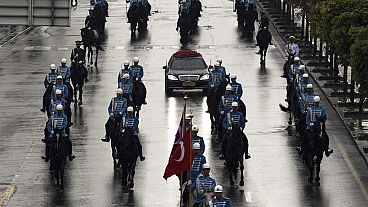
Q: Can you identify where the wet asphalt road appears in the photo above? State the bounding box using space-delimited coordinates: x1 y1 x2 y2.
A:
1 0 368 206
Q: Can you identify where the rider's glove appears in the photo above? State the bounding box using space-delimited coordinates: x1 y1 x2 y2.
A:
186 180 192 186
309 123 314 127
211 84 214 88
51 130 55 135
228 127 232 130
240 127 244 131
220 111 224 115
62 133 68 138
110 113 114 117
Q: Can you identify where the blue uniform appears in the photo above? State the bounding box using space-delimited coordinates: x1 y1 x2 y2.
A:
192 174 216 204
57 66 71 83
230 82 243 99
44 71 59 88
47 113 68 137
209 197 232 207
118 68 134 85
108 96 128 115
222 111 245 130
297 77 311 98
51 83 69 101
192 135 205 154
219 66 226 77
49 97 67 115
300 92 317 112
219 94 238 115
191 154 206 182
285 43 300 57
121 115 139 135
138 0 149 6
129 64 144 81
306 105 327 129
289 63 301 81
208 69 226 89
119 81 134 101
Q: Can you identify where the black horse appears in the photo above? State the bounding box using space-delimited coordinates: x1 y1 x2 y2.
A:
243 8 257 40
49 131 68 190
302 120 328 186
235 0 247 30
256 28 272 67
222 125 248 186
119 128 140 190
188 0 202 32
70 62 88 105
106 113 124 170
207 82 227 136
81 27 102 66
93 3 107 39
138 3 151 33
132 79 147 118
41 84 53 117
177 11 191 45
128 4 140 34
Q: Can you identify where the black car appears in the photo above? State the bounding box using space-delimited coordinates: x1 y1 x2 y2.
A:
163 50 209 95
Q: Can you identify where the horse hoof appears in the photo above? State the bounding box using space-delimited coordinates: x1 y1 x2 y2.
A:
128 182 134 189
239 181 244 186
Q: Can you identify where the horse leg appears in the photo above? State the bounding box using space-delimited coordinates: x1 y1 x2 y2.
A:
239 159 245 186
60 160 65 190
128 162 136 188
315 156 322 186
308 156 314 183
94 45 99 66
229 170 234 186
89 46 94 65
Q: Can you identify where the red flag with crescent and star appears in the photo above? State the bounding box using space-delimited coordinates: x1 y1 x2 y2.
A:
163 104 192 180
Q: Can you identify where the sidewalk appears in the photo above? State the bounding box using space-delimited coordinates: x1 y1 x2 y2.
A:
257 0 368 165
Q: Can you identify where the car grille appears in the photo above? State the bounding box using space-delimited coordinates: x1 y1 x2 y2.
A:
178 75 200 81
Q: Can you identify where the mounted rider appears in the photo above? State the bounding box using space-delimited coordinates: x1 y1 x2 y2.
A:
119 74 134 103
229 74 243 99
191 143 207 183
209 185 233 207
129 57 144 81
70 60 89 106
222 102 251 159
298 96 333 157
57 58 73 101
192 125 205 155
120 106 145 161
259 11 269 29
49 89 68 117
296 72 311 99
208 61 226 91
192 163 216 206
282 36 300 78
70 41 86 64
219 85 239 116
41 64 59 113
300 84 317 113
102 88 128 142
288 58 302 82
118 60 134 85
51 76 69 101
216 58 227 78
47 104 75 161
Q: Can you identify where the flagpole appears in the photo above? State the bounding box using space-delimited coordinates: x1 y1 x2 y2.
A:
182 95 188 207
188 110 193 207
180 172 183 207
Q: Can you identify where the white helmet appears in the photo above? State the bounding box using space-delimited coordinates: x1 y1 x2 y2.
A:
214 61 220 67
56 75 63 80
124 60 130 66
193 143 201 150
192 125 199 132
302 73 309 78
56 104 63 111
294 57 300 62
133 57 139 63
230 74 237 79
226 85 232 91
299 65 305 70
214 185 223 193
202 163 210 169
306 83 313 89
289 36 296 39
123 73 130 79
50 64 56 70
55 89 62 95
116 88 123 94
127 106 134 112
314 96 320 103
61 58 67 64
232 102 238 107
216 57 222 63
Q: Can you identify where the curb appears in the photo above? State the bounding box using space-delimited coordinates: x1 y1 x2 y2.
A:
0 26 34 49
257 1 368 166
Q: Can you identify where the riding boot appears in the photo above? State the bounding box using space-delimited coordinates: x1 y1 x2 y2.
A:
243 136 251 159
42 142 50 162
78 88 83 105
323 131 333 157
220 136 227 159
65 138 75 161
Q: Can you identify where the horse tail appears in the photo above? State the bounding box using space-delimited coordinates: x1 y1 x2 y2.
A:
279 103 289 112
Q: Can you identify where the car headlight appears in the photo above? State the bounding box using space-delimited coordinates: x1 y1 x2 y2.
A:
167 75 178 80
200 74 209 80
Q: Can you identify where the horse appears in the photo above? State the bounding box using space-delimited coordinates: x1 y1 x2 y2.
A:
119 128 140 190
283 53 295 81
177 11 191 45
70 62 88 105
128 5 140 34
106 113 124 170
41 84 54 117
222 125 247 186
235 0 247 30
49 131 68 190
243 8 257 40
138 3 151 33
80 27 101 66
132 78 147 118
207 82 227 136
302 120 328 186
256 28 272 67
188 0 202 33
93 3 107 39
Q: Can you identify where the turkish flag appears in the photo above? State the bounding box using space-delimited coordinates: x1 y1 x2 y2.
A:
163 123 192 180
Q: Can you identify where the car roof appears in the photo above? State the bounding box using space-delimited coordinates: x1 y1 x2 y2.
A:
171 50 202 58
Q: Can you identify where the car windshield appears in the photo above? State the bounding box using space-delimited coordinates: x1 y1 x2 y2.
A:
170 58 206 70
